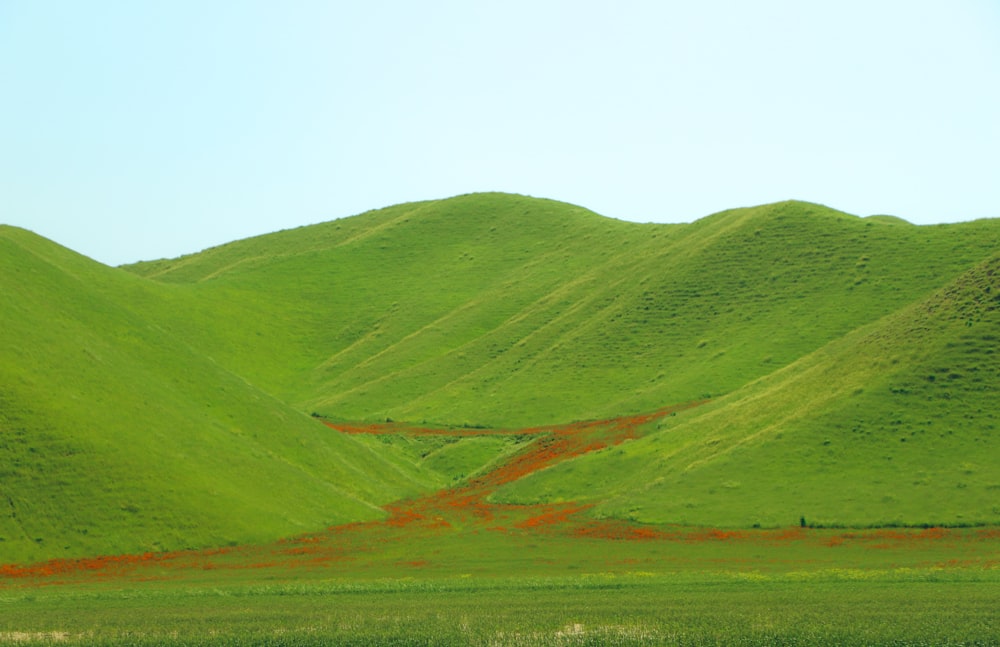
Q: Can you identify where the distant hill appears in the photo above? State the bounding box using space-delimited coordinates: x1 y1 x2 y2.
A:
2 193 998 560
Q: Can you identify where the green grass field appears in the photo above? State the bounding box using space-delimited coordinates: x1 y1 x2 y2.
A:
2 571 997 646
2 409 998 644
2 193 999 643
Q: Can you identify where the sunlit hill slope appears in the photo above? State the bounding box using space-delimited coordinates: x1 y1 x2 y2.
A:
2 193 998 561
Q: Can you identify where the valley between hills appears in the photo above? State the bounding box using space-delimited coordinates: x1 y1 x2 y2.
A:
1 192 999 644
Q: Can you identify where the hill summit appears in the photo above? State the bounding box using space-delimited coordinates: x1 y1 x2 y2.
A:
2 193 998 561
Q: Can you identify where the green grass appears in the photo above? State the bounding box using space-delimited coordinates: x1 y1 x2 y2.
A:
2 479 998 644
1 567 998 645
0 227 450 563
124 195 1000 427
346 433 529 487
3 193 1000 562
495 255 1000 527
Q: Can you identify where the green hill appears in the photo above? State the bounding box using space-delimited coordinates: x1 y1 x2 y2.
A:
0 226 442 563
495 253 1000 527
126 194 999 426
3 192 999 561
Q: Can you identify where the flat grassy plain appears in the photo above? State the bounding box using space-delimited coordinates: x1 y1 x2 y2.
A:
2 571 997 645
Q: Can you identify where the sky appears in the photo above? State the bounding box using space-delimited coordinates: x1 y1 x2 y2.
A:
2 1 999 266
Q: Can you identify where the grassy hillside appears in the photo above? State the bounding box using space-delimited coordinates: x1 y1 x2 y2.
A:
4 192 999 561
495 254 1000 527
0 226 444 563
126 194 1000 427
125 193 1000 529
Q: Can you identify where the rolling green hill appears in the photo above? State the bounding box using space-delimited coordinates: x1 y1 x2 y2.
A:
126 194 1000 426
3 192 999 561
495 253 1000 527
0 226 443 563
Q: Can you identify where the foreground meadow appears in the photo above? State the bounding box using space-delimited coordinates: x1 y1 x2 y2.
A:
2 408 997 645
2 570 997 645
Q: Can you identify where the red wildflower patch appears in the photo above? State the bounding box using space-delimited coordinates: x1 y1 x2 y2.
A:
12 400 989 587
572 520 668 541
397 559 429 568
0 401 724 586
515 504 593 530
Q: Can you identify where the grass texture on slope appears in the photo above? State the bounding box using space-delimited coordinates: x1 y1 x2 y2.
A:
494 255 1000 527
4 192 1000 562
0 226 444 563
126 194 1000 428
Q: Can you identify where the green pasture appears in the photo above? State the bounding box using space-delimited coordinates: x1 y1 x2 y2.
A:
1 570 997 645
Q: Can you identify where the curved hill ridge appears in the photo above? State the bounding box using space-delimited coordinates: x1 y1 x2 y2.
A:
127 193 1000 426
2 192 999 561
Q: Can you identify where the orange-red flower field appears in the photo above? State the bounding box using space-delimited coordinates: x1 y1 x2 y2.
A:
3 402 996 592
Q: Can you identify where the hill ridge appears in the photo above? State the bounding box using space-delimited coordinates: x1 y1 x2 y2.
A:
2 193 998 561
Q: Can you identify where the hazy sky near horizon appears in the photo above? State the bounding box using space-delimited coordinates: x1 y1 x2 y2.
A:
2 1 999 266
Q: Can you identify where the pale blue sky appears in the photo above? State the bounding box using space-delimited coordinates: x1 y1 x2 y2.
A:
2 1 998 265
